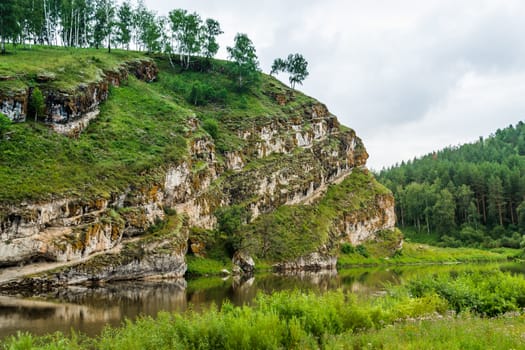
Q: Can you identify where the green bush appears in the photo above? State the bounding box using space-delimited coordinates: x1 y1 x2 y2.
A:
187 81 227 106
215 205 251 236
188 81 209 106
0 113 11 136
202 118 219 140
407 270 525 316
340 243 355 254
28 87 46 121
500 232 522 248
356 244 369 258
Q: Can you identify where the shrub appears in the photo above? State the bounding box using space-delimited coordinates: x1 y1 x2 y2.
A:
202 118 219 140
188 81 209 106
407 270 525 316
356 244 369 258
187 82 227 106
28 87 46 121
215 205 251 236
500 232 522 248
340 243 355 254
0 113 11 136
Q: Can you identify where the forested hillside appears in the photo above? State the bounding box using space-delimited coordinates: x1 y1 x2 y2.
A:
378 122 525 248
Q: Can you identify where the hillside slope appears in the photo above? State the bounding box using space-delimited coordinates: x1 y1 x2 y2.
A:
0 48 396 287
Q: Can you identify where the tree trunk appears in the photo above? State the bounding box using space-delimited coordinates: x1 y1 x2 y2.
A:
1 39 5 55
168 53 175 68
69 7 74 47
481 195 487 224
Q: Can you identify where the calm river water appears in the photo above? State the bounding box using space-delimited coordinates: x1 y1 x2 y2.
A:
0 262 523 339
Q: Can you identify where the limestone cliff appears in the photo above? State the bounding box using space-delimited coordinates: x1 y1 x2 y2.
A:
0 58 157 136
0 56 397 288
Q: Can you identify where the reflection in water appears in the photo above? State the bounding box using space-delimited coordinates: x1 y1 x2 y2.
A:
0 262 523 339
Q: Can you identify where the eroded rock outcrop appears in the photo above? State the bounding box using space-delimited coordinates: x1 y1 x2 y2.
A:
0 65 396 287
232 251 255 275
0 59 158 137
273 252 337 271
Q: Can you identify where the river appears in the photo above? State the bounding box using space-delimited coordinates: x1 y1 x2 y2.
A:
0 262 523 339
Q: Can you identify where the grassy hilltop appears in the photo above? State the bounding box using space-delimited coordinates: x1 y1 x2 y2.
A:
0 46 317 203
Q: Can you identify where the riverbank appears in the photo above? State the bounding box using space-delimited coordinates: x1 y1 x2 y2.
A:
3 269 525 349
186 242 520 277
337 242 519 267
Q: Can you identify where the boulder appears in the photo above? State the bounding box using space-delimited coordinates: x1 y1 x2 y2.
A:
232 251 255 274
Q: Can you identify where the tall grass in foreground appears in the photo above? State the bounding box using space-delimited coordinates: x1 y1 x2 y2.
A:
3 270 525 349
324 315 525 349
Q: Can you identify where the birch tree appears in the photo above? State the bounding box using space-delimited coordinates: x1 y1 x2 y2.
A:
93 0 115 52
136 8 161 53
169 9 203 69
116 1 133 49
0 0 19 54
227 33 260 89
271 53 309 89
201 18 222 60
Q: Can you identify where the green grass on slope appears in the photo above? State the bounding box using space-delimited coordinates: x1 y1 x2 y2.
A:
241 168 392 261
154 58 325 153
0 45 144 93
0 49 333 204
0 77 190 203
155 59 318 121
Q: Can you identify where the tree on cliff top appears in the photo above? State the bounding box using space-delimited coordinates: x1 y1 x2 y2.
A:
227 33 260 90
202 18 223 60
0 0 20 54
93 0 116 52
169 9 204 69
271 53 309 89
115 0 133 49
136 7 161 53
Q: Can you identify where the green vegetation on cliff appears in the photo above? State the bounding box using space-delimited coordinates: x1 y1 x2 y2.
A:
0 75 189 202
240 168 392 261
0 47 321 204
0 46 143 92
1 46 379 275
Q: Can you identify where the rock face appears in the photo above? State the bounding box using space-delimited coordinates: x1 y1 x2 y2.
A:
0 59 158 136
273 253 337 271
232 251 255 275
337 195 396 245
0 60 396 286
0 90 27 122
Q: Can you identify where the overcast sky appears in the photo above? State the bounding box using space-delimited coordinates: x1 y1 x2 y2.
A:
143 0 525 170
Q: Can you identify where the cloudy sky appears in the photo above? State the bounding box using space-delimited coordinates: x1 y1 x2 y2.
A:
143 0 525 170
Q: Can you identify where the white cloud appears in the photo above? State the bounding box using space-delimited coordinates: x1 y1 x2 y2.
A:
367 70 525 169
142 0 525 169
